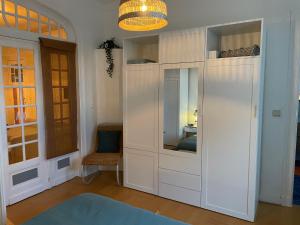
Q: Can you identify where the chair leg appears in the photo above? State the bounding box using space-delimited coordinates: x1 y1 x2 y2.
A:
82 165 97 184
116 163 120 186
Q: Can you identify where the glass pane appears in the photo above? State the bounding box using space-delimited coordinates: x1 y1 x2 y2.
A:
51 71 59 86
50 20 59 37
60 55 68 70
62 87 69 102
62 103 69 118
50 54 59 69
17 5 27 17
29 20 38 33
18 17 27 31
61 72 68 86
23 106 36 123
0 13 5 27
2 47 17 66
22 69 35 86
5 14 15 27
7 126 22 145
25 142 38 160
4 0 15 14
29 10 38 20
20 49 34 67
53 104 61 119
8 145 23 164
60 27 67 40
163 68 198 152
24 124 38 141
52 88 60 103
2 68 19 86
4 88 21 106
40 23 49 36
5 107 21 126
22 88 36 105
40 15 48 23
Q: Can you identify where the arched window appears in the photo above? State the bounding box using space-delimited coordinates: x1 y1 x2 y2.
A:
0 0 68 40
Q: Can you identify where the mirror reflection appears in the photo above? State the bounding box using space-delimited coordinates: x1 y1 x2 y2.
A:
163 68 198 152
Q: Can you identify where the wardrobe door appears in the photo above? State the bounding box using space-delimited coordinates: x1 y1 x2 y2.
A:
202 58 260 221
159 28 205 64
124 148 158 194
123 64 159 152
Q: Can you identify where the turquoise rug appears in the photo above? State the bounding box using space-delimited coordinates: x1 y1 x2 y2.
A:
22 193 188 225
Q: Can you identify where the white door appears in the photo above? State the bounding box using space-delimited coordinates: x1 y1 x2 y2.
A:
202 58 258 221
0 38 49 205
164 78 179 146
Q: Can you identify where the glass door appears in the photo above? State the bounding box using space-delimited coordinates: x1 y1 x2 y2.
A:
0 38 48 205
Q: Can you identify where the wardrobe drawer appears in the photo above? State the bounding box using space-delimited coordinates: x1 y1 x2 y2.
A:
159 154 201 175
159 168 201 191
159 183 201 207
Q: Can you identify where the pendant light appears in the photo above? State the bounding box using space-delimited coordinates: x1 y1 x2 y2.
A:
118 0 168 32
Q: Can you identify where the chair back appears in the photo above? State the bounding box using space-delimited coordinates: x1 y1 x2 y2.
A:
97 124 123 152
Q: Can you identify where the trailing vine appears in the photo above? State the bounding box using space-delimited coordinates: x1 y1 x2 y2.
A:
99 38 121 78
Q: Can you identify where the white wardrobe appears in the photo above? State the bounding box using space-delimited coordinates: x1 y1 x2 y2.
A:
123 19 264 222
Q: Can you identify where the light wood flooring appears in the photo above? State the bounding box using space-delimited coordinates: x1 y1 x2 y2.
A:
7 172 300 225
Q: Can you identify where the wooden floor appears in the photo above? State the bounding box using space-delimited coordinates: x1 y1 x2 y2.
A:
7 172 300 225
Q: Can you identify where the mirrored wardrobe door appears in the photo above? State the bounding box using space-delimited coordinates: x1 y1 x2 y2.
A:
159 62 204 157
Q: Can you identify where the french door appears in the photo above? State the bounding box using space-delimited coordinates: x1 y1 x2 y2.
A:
0 37 49 205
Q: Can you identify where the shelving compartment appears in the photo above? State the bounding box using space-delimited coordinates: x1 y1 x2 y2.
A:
124 35 159 64
206 20 262 59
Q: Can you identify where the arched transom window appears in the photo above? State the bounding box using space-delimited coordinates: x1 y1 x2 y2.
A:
0 0 68 40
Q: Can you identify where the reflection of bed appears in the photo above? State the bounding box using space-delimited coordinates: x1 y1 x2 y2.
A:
23 193 187 225
176 135 197 152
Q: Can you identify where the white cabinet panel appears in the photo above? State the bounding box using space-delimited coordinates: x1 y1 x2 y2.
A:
202 57 260 221
159 28 205 64
159 168 201 191
123 64 159 152
123 148 158 194
159 183 201 207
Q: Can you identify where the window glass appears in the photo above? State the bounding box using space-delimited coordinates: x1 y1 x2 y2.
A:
29 10 38 20
5 14 16 27
29 20 38 33
17 5 27 17
0 13 5 27
50 20 59 37
5 0 15 14
8 145 23 164
20 49 34 67
18 17 27 31
25 142 38 160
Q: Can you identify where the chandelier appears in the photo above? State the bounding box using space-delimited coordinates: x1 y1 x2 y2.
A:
118 0 168 32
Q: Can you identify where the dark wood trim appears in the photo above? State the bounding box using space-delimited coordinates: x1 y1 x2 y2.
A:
40 38 76 52
40 38 78 159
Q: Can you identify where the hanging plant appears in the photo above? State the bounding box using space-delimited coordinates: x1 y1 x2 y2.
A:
99 38 121 78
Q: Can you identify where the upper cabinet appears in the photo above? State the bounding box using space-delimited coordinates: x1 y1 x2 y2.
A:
123 35 159 65
159 28 205 64
206 20 263 59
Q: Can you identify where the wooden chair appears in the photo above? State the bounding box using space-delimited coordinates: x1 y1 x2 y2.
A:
82 124 123 185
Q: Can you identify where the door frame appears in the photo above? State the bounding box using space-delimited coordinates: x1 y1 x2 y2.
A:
285 11 300 207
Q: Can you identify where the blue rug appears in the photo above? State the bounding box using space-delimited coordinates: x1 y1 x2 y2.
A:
294 175 300 205
22 193 188 225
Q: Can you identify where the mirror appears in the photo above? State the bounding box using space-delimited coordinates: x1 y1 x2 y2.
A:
163 67 198 153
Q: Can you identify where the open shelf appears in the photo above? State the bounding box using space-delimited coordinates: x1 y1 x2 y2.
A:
123 35 159 64
206 19 262 59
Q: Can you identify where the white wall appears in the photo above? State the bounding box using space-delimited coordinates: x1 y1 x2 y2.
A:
38 0 300 205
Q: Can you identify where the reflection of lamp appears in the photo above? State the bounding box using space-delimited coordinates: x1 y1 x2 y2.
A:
194 109 198 125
